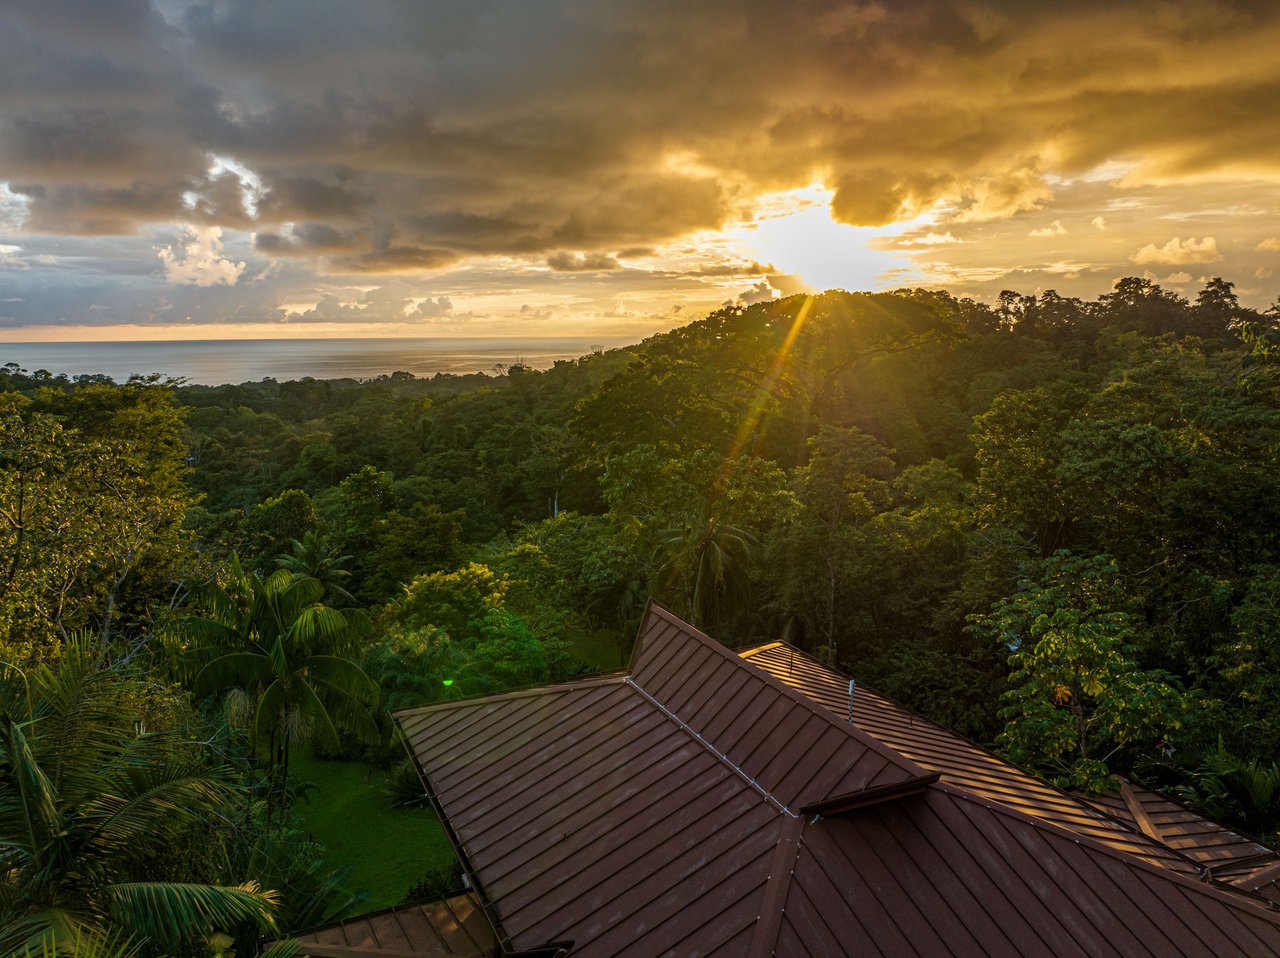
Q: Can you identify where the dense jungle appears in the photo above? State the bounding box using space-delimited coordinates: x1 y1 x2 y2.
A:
4 276 1280 956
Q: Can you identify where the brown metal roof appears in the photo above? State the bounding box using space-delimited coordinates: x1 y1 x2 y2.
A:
739 640 1205 875
783 785 1280 958
396 603 1280 957
1080 778 1280 898
281 894 496 957
628 605 931 808
398 672 784 955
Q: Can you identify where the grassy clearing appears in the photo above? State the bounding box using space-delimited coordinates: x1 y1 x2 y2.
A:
291 751 456 911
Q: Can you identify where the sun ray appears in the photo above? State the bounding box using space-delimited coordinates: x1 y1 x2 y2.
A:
718 294 817 490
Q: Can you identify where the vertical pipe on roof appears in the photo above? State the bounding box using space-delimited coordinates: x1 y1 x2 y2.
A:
848 678 856 723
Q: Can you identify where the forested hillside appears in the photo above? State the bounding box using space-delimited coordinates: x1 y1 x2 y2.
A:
4 276 1280 954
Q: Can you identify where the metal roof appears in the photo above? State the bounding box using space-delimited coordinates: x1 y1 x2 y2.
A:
396 603 1280 957
281 894 495 957
740 640 1280 896
1079 778 1280 900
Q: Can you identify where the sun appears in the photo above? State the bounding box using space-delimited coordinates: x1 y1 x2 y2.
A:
731 185 926 292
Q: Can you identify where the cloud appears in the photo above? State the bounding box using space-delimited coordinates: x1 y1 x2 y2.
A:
0 185 29 231
1257 237 1280 252
898 231 963 246
725 280 778 308
546 251 621 272
156 225 246 286
3 1 1280 333
519 303 555 321
1131 236 1223 265
408 296 453 319
1029 220 1066 237
5 2 1280 258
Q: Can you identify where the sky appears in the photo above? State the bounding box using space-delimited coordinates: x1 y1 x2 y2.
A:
2 0 1280 342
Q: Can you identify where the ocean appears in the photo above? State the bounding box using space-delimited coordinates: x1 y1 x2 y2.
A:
0 336 638 386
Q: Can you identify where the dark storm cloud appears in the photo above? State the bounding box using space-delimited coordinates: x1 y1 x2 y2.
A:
3 0 1280 284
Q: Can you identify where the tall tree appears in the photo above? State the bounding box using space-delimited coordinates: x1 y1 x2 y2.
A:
973 553 1188 791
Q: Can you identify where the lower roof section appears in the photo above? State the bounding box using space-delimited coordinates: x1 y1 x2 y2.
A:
278 894 495 957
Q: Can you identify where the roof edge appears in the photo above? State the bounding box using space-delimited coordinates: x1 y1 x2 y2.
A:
394 732 512 953
391 673 627 722
740 638 1229 874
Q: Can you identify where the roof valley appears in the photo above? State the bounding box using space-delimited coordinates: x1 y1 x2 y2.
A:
746 814 805 958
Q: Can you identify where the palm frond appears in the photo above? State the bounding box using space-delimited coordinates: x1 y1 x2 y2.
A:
258 940 302 958
179 616 241 651
253 680 287 746
1 719 60 866
88 763 241 852
194 652 272 697
310 687 379 745
19 926 140 958
294 680 343 752
1 908 98 958
289 606 350 652
306 657 379 707
105 881 277 945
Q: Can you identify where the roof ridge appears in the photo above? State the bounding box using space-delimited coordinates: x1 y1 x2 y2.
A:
745 814 805 958
637 603 931 791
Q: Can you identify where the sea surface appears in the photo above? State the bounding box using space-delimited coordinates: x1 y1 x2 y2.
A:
0 336 637 386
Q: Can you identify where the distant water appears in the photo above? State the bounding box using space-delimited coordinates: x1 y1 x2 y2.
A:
0 337 637 386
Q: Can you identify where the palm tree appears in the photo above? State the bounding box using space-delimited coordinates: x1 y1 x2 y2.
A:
0 639 278 956
184 556 378 821
276 531 357 607
655 510 758 629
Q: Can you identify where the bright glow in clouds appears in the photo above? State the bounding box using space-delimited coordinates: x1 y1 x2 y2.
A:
0 184 29 231
157 225 247 286
731 186 925 292
209 156 266 217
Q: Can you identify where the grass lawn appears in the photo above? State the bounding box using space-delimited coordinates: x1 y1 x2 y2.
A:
291 751 456 912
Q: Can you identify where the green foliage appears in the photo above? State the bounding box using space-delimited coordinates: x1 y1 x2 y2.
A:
243 490 317 571
1175 737 1280 843
398 861 465 906
9 275 1278 936
1216 565 1280 757
277 530 356 606
383 758 430 810
366 563 571 707
974 553 1189 791
0 639 277 956
183 556 379 813
0 385 194 658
